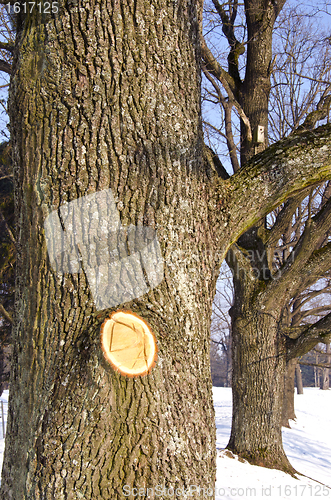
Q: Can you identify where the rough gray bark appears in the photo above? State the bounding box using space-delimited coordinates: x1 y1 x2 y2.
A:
320 343 330 390
295 364 304 395
226 244 296 474
0 145 14 396
1 2 218 498
2 0 331 497
282 358 296 428
229 308 293 472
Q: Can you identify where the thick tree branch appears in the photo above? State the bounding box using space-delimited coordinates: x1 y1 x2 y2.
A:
225 241 253 277
0 59 11 75
212 0 237 47
264 191 309 249
286 312 331 360
220 124 331 253
202 59 252 144
212 0 244 84
266 242 331 310
296 243 331 291
270 0 287 19
264 192 331 302
321 181 331 207
0 42 14 54
204 144 229 180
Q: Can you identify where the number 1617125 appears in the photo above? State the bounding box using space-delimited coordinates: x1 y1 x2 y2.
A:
7 2 59 14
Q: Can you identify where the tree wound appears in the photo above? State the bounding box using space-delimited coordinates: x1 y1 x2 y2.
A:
100 311 157 377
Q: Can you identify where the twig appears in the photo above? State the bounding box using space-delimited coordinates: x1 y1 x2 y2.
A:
0 303 13 324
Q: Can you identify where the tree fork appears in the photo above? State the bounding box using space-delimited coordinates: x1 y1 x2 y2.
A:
2 0 331 496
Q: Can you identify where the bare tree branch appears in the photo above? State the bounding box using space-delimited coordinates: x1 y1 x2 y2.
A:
0 59 11 75
222 123 331 252
264 192 331 302
287 312 331 360
203 66 241 172
0 303 13 324
295 94 331 132
200 35 237 96
0 41 14 54
299 361 331 369
211 0 244 83
264 191 309 249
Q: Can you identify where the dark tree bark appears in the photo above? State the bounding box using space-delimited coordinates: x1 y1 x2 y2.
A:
2 0 331 497
0 143 14 396
282 358 296 428
1 2 219 498
226 245 295 474
320 343 330 390
295 364 304 395
238 0 285 163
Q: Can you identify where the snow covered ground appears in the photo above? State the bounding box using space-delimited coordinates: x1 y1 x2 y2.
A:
0 387 330 498
214 387 331 500
0 389 8 480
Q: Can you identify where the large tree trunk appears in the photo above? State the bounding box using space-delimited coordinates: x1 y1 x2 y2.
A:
0 2 219 498
3 0 331 494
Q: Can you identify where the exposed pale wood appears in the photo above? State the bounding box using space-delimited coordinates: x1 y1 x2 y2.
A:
100 311 157 377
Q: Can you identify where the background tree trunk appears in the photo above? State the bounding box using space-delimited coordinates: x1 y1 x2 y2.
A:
281 358 296 428
225 0 287 469
228 291 295 474
226 245 296 474
0 1 220 498
320 343 330 390
209 0 331 474
295 364 304 395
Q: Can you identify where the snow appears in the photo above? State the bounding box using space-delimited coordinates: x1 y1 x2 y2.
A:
214 387 331 499
0 387 330 499
0 390 8 477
